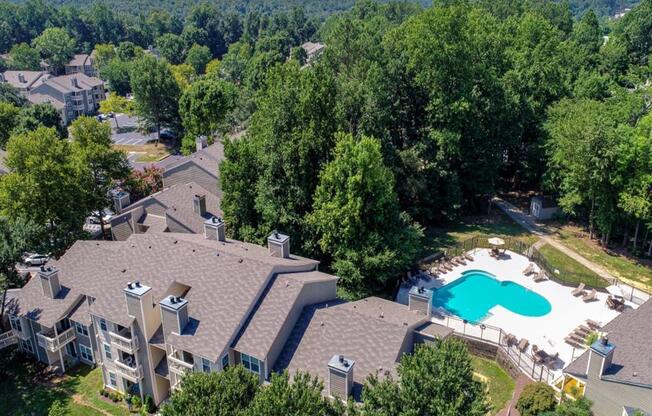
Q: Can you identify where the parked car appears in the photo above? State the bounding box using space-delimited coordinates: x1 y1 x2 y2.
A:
23 253 49 267
88 209 114 224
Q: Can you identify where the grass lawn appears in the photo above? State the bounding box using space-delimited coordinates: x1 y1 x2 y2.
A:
471 355 515 415
554 225 652 291
421 210 538 258
0 347 129 416
537 243 607 288
113 143 172 163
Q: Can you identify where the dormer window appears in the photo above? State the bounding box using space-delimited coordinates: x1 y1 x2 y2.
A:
241 353 260 374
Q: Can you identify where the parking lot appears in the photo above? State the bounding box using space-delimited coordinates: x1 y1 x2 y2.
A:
104 114 159 146
112 131 159 145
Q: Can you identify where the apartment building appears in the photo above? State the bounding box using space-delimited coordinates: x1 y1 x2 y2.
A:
65 53 97 77
6 218 443 405
0 70 51 94
563 300 652 415
29 73 105 125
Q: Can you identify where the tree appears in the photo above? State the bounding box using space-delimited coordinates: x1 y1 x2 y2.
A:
169 63 195 92
0 127 86 254
161 366 258 416
93 43 116 70
99 92 134 129
185 43 212 74
156 33 186 65
130 55 180 140
47 400 67 416
0 84 26 107
69 117 130 239
0 102 19 149
309 133 422 297
362 340 488 416
542 397 592 416
245 371 344 416
123 166 163 201
516 382 557 416
179 78 237 154
9 42 41 70
100 58 132 96
14 103 65 138
32 27 76 74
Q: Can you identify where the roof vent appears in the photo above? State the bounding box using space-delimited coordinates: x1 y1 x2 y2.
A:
170 295 176 304
127 282 133 289
135 281 141 287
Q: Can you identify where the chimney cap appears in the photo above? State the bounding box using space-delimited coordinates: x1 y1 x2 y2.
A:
590 334 615 356
123 281 151 297
160 294 188 311
328 355 355 373
268 230 289 243
409 285 433 299
38 265 58 277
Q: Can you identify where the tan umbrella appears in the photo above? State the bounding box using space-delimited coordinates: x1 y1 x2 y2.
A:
488 237 505 246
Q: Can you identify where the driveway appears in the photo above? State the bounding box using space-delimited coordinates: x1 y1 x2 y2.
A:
112 131 158 146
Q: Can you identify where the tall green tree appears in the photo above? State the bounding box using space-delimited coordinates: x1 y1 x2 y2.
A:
308 133 422 297
100 58 132 95
70 117 130 239
156 33 186 64
32 27 76 74
130 55 180 140
0 102 19 149
161 366 258 416
8 42 41 70
14 103 65 138
185 43 212 73
362 340 488 416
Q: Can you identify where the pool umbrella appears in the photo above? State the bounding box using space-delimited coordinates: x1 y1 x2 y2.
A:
488 237 505 246
606 284 623 297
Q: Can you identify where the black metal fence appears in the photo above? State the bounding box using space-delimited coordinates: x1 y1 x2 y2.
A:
442 235 531 258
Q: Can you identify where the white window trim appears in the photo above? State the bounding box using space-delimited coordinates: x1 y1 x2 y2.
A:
103 343 112 360
10 315 22 332
79 344 94 363
241 353 260 374
99 318 107 332
74 321 89 337
108 371 117 387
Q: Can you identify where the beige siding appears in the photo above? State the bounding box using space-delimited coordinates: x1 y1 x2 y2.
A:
329 370 347 399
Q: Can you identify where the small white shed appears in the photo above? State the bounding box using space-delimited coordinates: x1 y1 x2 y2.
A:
530 196 560 220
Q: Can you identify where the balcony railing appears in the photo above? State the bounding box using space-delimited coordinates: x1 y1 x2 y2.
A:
114 359 143 382
37 327 75 352
168 354 194 375
109 330 139 354
0 330 17 350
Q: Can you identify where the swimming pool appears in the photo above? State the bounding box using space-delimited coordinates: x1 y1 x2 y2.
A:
432 270 552 323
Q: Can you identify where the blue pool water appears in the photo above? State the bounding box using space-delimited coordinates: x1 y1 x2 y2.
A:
432 270 552 323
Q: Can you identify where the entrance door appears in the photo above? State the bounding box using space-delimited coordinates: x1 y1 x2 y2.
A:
66 342 78 358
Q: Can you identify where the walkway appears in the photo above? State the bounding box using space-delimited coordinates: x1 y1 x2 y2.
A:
496 374 532 416
492 198 617 282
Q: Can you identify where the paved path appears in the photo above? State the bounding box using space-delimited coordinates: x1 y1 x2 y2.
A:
492 197 617 283
496 374 532 416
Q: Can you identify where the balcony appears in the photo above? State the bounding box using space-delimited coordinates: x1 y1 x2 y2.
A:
109 329 139 354
114 359 143 382
37 327 75 352
167 354 194 375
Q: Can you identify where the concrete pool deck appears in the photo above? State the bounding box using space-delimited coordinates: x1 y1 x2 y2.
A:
397 248 636 376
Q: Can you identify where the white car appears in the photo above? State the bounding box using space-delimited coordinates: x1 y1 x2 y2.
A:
88 209 114 224
24 254 49 267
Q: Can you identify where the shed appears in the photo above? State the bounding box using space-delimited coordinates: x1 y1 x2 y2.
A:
530 196 560 220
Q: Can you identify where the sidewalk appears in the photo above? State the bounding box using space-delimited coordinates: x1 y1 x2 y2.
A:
492 197 617 282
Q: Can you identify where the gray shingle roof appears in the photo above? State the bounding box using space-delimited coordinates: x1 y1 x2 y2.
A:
565 299 652 387
27 93 65 110
42 73 103 93
12 232 319 361
164 142 223 179
1 70 50 89
275 297 428 396
235 271 338 360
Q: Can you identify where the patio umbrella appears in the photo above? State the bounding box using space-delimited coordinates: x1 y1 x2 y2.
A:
488 237 505 246
606 284 624 297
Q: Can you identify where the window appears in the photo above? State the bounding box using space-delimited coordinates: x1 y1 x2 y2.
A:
108 371 117 387
9 316 22 332
103 343 112 360
221 354 229 370
74 322 89 337
21 339 33 354
79 344 94 363
99 318 107 332
202 358 211 373
241 353 260 374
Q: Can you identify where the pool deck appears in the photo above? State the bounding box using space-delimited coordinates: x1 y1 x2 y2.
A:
397 248 636 377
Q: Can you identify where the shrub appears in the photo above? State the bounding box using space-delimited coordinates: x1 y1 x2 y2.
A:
516 382 557 416
98 388 105 396
48 400 67 416
144 395 156 413
131 395 142 409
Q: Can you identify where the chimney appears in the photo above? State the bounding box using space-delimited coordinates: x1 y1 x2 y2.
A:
111 190 131 213
408 286 434 316
123 280 152 317
196 136 208 152
204 216 225 241
70 77 79 88
328 355 355 400
38 266 61 299
18 73 25 83
193 194 207 216
160 295 189 336
268 230 290 258
588 334 616 378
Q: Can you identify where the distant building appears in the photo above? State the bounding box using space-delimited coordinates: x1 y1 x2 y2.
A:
0 70 51 94
65 53 97 77
530 196 560 220
29 73 106 125
300 42 326 63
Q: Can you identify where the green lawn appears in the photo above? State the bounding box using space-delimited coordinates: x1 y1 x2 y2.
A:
471 356 515 415
0 347 129 416
537 244 607 288
555 226 652 291
422 210 537 258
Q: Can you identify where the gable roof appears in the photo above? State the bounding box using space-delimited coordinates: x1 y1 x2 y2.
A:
565 299 652 388
39 73 103 94
68 54 93 67
163 142 223 180
1 71 50 89
27 93 64 110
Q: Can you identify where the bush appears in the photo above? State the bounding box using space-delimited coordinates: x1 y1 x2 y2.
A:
48 400 67 416
131 395 142 409
99 388 105 396
144 395 156 413
516 382 557 416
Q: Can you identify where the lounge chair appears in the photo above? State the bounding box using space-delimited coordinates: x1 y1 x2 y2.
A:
606 296 625 312
453 256 466 266
503 333 517 346
464 253 474 261
544 352 559 369
565 337 584 349
517 338 529 352
582 289 597 302
586 319 602 330
523 263 535 276
569 332 586 344
442 262 454 271
576 324 591 334
572 283 586 297
533 271 548 282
